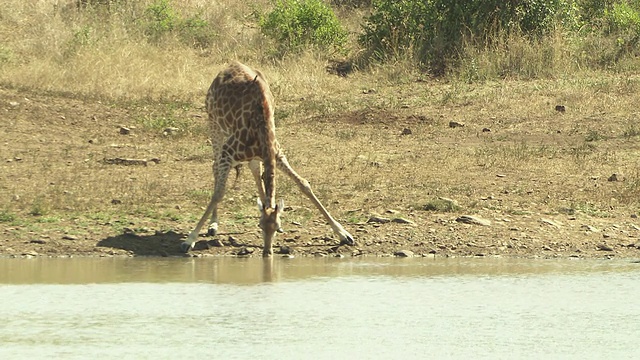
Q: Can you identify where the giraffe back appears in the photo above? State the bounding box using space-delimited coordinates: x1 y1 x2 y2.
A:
206 62 274 134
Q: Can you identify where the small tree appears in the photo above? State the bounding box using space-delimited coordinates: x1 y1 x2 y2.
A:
260 0 348 55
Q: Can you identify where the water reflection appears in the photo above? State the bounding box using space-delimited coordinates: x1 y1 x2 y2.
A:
0 256 638 284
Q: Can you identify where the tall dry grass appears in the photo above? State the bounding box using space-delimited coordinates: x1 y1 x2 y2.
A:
2 0 639 104
1 0 270 102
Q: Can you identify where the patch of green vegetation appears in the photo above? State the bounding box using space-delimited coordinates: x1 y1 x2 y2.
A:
259 0 347 55
142 0 217 49
64 25 95 58
622 124 640 138
573 202 611 218
335 129 357 140
0 45 13 64
29 197 48 217
585 130 605 142
35 216 61 224
186 189 211 202
569 143 597 161
422 198 461 213
0 209 16 223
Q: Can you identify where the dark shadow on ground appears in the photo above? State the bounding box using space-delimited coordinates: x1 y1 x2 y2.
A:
97 230 185 256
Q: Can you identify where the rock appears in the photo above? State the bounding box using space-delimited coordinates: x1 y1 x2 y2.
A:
119 126 131 135
401 128 412 135
207 239 224 247
100 157 159 166
394 250 414 257
555 105 566 113
192 240 210 251
30 239 47 244
482 128 491 132
236 247 254 256
367 216 391 224
608 173 619 182
278 246 292 255
228 236 241 247
597 244 614 251
62 235 78 240
9 101 19 107
581 224 599 232
449 121 465 128
455 215 491 226
163 127 180 136
541 218 562 228
391 217 416 225
438 197 459 207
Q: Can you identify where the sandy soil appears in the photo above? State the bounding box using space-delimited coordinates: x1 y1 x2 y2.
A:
2 87 640 260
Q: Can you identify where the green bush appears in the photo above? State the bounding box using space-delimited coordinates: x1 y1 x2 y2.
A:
606 1 640 32
142 0 215 49
360 0 573 74
259 0 348 55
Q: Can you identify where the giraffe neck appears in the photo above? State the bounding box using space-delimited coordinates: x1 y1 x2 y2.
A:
254 78 277 210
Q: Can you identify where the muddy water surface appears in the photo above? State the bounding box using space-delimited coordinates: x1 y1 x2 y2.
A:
1 257 639 359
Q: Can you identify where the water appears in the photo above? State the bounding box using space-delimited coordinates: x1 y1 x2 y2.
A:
1 257 639 359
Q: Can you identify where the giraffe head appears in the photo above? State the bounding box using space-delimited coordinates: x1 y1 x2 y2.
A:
257 198 284 257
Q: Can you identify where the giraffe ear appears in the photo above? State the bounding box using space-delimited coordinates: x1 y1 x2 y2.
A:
276 199 285 212
257 198 264 211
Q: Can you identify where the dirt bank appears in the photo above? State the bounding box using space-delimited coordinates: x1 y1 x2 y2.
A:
2 87 640 260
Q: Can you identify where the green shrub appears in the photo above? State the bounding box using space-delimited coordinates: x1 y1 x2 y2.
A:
142 0 215 49
0 46 12 64
143 0 179 42
360 0 573 74
606 1 640 32
0 209 16 223
259 0 348 55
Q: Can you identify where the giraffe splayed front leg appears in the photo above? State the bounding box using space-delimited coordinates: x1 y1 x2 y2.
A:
276 154 354 245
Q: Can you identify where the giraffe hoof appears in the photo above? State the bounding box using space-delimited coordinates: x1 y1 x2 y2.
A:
180 242 194 253
340 234 355 246
207 226 218 236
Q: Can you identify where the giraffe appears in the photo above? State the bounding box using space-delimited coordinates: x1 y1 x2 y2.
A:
182 61 355 257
